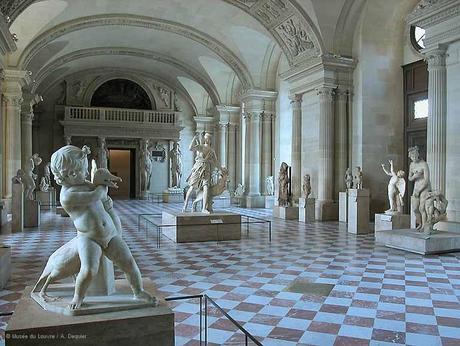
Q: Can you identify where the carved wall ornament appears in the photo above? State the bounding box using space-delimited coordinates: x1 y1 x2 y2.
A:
276 17 315 57
158 87 170 108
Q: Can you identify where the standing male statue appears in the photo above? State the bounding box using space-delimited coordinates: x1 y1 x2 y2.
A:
169 141 182 188
140 140 153 194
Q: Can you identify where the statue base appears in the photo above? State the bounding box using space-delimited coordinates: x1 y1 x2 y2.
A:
0 200 7 226
24 200 40 228
56 206 69 217
375 213 410 232
6 279 173 346
35 189 57 210
162 188 183 203
339 192 348 222
273 206 299 220
265 195 275 209
435 221 460 233
161 211 241 242
315 200 339 221
299 198 315 222
212 190 231 208
375 229 460 255
347 189 370 234
12 183 24 232
245 195 265 208
0 245 11 289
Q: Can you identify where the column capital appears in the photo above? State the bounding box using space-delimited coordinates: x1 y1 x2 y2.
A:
336 88 349 100
21 112 34 123
425 46 448 69
3 94 23 107
316 86 335 101
218 122 229 129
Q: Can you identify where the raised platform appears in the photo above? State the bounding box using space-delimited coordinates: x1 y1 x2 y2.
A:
375 229 460 255
5 279 174 346
0 245 11 289
347 189 370 234
265 196 275 209
375 213 410 232
24 200 40 228
161 211 241 243
273 206 299 220
339 192 348 223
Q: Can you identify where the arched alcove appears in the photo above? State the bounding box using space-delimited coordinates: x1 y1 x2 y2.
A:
90 79 152 110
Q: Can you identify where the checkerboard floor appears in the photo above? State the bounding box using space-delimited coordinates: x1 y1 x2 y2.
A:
1 200 460 346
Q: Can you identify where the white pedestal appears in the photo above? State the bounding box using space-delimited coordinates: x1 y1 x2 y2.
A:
24 200 40 228
12 183 24 232
435 221 460 233
273 206 299 220
162 189 183 203
265 195 275 209
0 246 11 289
339 192 348 222
0 201 7 226
299 198 315 222
161 211 241 243
375 229 460 255
6 279 174 346
347 189 370 234
245 195 265 208
35 189 56 210
375 213 410 232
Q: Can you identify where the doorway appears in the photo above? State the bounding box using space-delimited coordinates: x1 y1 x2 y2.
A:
108 149 136 199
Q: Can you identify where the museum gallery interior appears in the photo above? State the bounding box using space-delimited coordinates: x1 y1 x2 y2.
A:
0 0 460 345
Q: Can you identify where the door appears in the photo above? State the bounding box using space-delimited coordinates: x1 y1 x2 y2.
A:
108 149 135 199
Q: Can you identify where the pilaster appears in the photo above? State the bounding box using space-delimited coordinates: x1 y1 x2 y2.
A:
290 94 302 203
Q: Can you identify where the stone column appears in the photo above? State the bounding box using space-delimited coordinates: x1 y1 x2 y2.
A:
335 89 348 196
426 47 447 194
261 111 274 195
20 94 41 170
243 112 251 190
218 122 228 167
248 112 262 197
316 86 337 220
290 95 302 203
227 122 238 192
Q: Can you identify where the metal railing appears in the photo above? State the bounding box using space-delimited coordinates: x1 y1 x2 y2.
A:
64 106 177 125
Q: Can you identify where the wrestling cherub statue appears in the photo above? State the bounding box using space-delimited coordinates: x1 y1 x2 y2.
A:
381 160 406 214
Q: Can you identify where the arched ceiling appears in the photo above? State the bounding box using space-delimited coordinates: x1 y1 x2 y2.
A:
0 0 361 111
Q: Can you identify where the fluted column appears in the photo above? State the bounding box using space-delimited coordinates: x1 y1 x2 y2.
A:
248 112 262 196
218 122 228 167
261 111 274 194
426 47 447 194
227 122 238 192
316 86 336 220
335 89 348 196
21 93 41 170
290 95 302 203
243 112 251 190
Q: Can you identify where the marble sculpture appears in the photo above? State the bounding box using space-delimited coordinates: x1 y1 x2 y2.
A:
140 139 153 193
408 146 448 236
23 153 42 200
278 162 291 207
234 184 245 197
381 160 406 214
39 162 52 192
344 168 353 190
302 174 311 198
32 145 155 311
169 141 182 188
354 166 363 189
182 132 226 214
265 176 274 196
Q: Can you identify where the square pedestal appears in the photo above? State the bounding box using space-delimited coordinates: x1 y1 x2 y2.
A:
162 189 183 203
375 229 460 255
265 196 275 209
245 195 265 208
375 213 410 232
299 198 315 222
35 189 56 210
339 192 348 222
24 200 40 228
436 221 460 233
12 183 24 232
0 201 7 226
5 279 174 346
161 211 241 243
315 200 339 221
347 189 370 234
0 246 11 289
273 206 299 220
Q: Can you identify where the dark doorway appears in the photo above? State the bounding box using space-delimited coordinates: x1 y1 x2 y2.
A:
91 79 153 110
108 149 136 199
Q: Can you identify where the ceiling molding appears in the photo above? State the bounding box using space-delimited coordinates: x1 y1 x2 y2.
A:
17 14 254 89
32 47 221 105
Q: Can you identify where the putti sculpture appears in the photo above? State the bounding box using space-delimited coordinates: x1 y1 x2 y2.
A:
182 132 226 214
23 153 42 200
32 145 154 313
381 160 406 214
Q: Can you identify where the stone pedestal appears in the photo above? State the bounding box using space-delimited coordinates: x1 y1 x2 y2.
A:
265 195 275 209
161 211 241 243
245 195 265 208
375 229 460 255
24 200 40 228
213 191 231 208
436 221 460 233
339 192 348 222
56 207 69 217
347 189 370 234
162 188 183 203
299 198 315 222
273 206 299 220
0 201 7 226
410 196 417 228
6 279 174 346
0 246 11 289
12 183 24 232
35 189 56 210
375 213 410 232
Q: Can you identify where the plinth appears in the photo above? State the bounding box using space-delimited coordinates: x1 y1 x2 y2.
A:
35 189 56 210
265 196 275 209
339 192 348 222
5 279 174 346
375 213 410 232
12 183 24 232
162 188 183 203
273 206 299 220
24 200 40 228
299 198 315 222
347 189 370 234
0 245 11 289
161 211 241 242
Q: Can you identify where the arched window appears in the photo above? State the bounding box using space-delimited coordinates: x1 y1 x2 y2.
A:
410 26 426 51
91 79 152 110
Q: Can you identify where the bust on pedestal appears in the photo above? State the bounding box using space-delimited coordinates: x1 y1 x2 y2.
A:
339 168 353 223
346 168 370 234
299 174 315 222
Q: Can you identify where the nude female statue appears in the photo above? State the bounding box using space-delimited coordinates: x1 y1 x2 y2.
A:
408 146 431 230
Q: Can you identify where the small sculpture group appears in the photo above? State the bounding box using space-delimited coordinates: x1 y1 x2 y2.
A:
381 160 405 214
23 153 42 200
278 162 291 207
407 146 448 237
182 132 227 214
344 167 363 190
